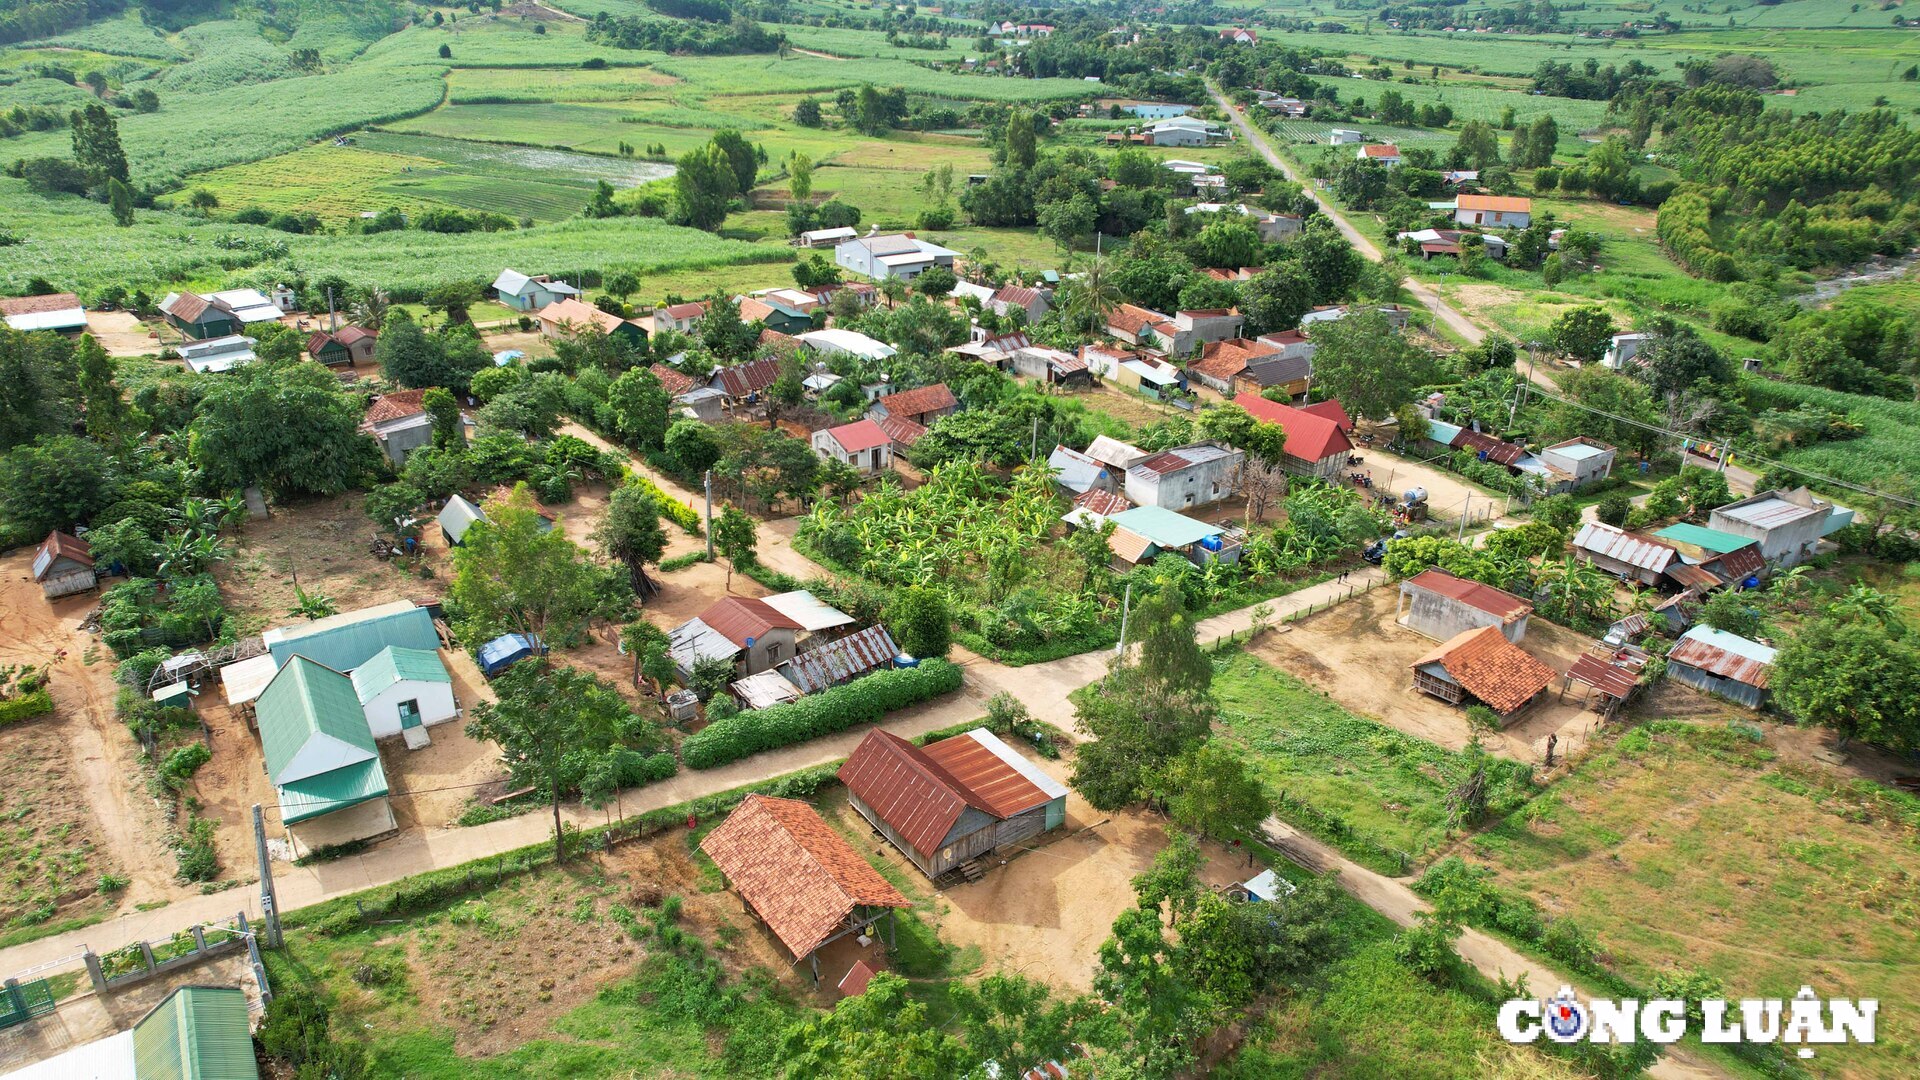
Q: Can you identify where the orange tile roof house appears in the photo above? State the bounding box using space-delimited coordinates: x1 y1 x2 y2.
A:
1411 625 1556 720
700 794 909 980
535 298 647 346
1187 337 1281 393
869 382 959 426
1397 568 1532 643
1455 193 1532 229
813 418 894 475
839 728 1069 881
1357 144 1401 166
652 300 709 333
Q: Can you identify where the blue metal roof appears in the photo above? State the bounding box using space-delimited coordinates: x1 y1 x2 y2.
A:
1107 506 1221 549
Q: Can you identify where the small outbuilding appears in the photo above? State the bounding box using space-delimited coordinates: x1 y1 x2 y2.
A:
1666 625 1775 708
1571 521 1678 588
778 623 899 693
351 645 457 744
32 530 96 599
1411 625 1557 722
839 727 1069 882
1397 568 1531 643
700 794 909 982
438 494 488 546
478 632 543 677
670 596 804 679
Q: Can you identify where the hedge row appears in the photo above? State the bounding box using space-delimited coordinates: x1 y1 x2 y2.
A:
681 659 963 770
620 467 703 535
0 689 53 727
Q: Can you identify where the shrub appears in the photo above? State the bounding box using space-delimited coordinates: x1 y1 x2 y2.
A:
159 742 211 788
1541 915 1599 971
681 660 963 769
0 689 53 726
173 816 217 883
618 468 702 534
887 586 952 659
1595 491 1632 527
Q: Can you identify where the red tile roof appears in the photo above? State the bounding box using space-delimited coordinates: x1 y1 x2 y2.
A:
699 795 908 960
34 530 92 575
651 363 696 397
1231 392 1354 462
992 284 1042 310
1360 144 1401 158
1414 625 1556 714
362 389 429 427
838 960 878 996
333 325 375 345
1190 338 1280 383
1458 194 1532 213
1107 303 1168 337
659 301 708 321
1404 569 1531 623
877 383 957 420
822 419 891 454
759 328 802 355
537 298 626 335
0 292 81 316
872 413 928 448
699 595 803 649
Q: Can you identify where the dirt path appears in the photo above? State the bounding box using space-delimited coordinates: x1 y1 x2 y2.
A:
788 47 846 61
1208 82 1486 347
0 555 189 912
1262 818 1726 1080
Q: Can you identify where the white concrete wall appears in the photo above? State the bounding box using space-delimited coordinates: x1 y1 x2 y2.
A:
287 797 397 858
361 680 458 740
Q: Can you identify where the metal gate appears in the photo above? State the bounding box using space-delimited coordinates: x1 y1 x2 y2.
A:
0 978 55 1030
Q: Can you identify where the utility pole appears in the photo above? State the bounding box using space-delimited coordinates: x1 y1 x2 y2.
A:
252 805 281 949
326 287 338 333
703 470 714 560
1458 493 1471 540
1030 416 1040 460
1115 581 1134 657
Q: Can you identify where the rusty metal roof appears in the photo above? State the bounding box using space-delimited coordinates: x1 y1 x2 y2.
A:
1403 569 1531 623
1714 545 1765 583
1572 522 1678 574
876 383 958 421
699 795 908 960
1568 655 1638 699
33 530 92 578
838 730 990 857
699 596 803 649
1669 626 1775 688
1666 563 1722 591
919 728 1060 819
780 624 898 693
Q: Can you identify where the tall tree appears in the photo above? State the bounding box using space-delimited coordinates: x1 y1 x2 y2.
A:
710 128 760 195
713 504 757 590
1774 617 1920 752
1071 587 1214 809
1305 307 1442 421
75 334 135 444
606 365 670 449
69 102 128 185
0 434 119 537
190 361 376 500
596 484 668 596
106 177 133 226
1005 110 1038 169
450 485 622 645
673 142 736 231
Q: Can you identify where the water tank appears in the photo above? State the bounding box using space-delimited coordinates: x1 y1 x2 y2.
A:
1403 486 1428 505
1199 536 1223 551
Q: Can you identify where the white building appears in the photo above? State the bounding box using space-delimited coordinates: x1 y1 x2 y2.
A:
796 328 898 362
834 231 959 281
812 418 894 475
797 225 859 248
1328 128 1365 145
1142 116 1225 147
350 645 458 743
1454 194 1531 229
491 269 579 312
1356 144 1401 168
1601 331 1652 370
0 292 86 333
178 334 257 373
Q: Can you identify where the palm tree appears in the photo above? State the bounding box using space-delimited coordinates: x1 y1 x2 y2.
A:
350 289 391 332
878 277 907 310
1057 256 1119 334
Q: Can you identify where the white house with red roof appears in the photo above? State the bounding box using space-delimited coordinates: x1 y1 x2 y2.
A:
812 419 894 475
1356 144 1402 168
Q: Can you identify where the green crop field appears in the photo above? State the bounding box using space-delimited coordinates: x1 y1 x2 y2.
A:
29 11 186 59
444 63 681 103
155 20 299 93
779 24 973 61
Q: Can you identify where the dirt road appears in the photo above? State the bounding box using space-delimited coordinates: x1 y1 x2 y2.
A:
1207 82 1486 347
1263 818 1725 1080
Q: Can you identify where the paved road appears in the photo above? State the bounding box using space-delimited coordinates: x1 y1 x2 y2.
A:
1263 819 1725 1080
1207 82 1486 346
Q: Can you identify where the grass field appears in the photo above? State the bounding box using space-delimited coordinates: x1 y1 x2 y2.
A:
1213 651 1516 873
1467 720 1920 1080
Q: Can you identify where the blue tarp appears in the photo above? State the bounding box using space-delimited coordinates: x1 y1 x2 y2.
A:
478 633 542 676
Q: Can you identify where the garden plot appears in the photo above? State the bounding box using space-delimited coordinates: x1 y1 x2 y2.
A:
212 493 445 638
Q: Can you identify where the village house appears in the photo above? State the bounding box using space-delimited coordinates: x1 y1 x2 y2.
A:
0 292 86 333
738 295 813 336
709 357 783 406
1259 96 1308 117
350 645 457 745
178 335 256 374
1085 435 1151 473
796 225 859 248
1104 505 1241 568
670 595 804 680
437 494 489 547
1219 26 1257 43
1329 128 1366 145
1234 353 1312 399
536 298 647 346
1153 309 1245 355
1048 444 1120 496
32 530 96 599
1188 337 1282 394
1254 328 1317 364
1139 115 1227 147
490 269 579 312
989 283 1050 323
1455 194 1532 229
1707 488 1851 568
306 324 377 366
1410 625 1557 723
1122 441 1245 511
871 413 929 456
840 728 1069 881
1536 437 1617 489
1652 523 1770 588
1357 144 1401 168
776 620 897 694
652 300 709 334
256 656 397 856
813 418 894 476
362 388 474 468
1301 303 1412 331
13 984 261 1080
1398 568 1532 642
1010 345 1092 387
797 327 897 363
1231 394 1355 478
159 289 283 340
700 794 909 984
1601 331 1652 370
1571 521 1679 588
868 382 959 427
834 231 959 281
1666 625 1776 708
218 599 443 714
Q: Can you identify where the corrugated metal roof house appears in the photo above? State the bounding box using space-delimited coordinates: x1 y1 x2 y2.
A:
131 985 259 1080
1397 568 1531 642
262 600 441 675
255 657 395 853
1666 625 1775 708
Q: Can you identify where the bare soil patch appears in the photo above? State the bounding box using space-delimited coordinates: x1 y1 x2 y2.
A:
1252 588 1604 761
85 311 160 358
215 494 443 637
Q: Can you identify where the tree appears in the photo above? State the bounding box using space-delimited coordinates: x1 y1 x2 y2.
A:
191 362 376 500
665 417 723 474
1305 308 1441 421
697 296 756 360
1774 617 1920 752
375 309 437 387
780 972 969 1077
469 663 653 861
450 485 621 645
1638 318 1733 397
1239 264 1314 336
75 335 134 444
1698 588 1767 639
1056 255 1120 334
950 974 1094 1080
69 102 128 185
0 434 119 537
1449 120 1502 170
422 387 465 451
583 179 618 219
1162 742 1270 840
710 128 759 195
1595 490 1632 527
1071 587 1214 809
1005 110 1037 169
256 990 369 1079
792 98 822 127
1198 405 1287 470
106 178 133 226
713 504 756 589
596 484 668 596
791 253 841 289
607 366 671 449
1531 493 1580 532
887 586 951 658
787 152 814 201
1037 192 1096 253
912 264 957 298
1192 219 1262 270
673 142 736 231
1545 305 1615 363
423 280 483 325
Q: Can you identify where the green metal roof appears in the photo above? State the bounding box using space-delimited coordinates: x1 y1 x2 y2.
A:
1107 505 1222 549
350 645 451 704
256 656 377 785
1653 523 1753 554
132 986 259 1080
277 757 390 824
264 602 440 673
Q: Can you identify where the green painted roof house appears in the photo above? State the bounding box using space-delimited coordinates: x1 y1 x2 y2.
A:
262 599 440 673
351 645 451 705
256 656 389 825
1653 522 1754 555
132 986 259 1080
